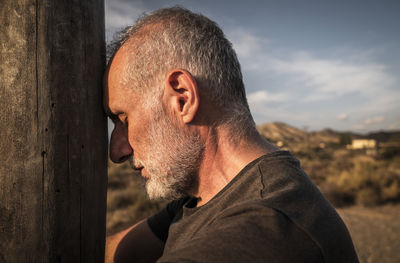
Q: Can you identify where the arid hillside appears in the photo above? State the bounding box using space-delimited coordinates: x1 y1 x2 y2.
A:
258 122 400 148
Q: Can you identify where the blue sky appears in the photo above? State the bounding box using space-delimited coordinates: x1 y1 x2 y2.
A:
105 0 400 133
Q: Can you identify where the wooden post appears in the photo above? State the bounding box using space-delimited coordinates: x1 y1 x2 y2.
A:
0 0 107 262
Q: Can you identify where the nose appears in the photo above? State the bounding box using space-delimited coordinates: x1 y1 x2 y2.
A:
109 123 133 163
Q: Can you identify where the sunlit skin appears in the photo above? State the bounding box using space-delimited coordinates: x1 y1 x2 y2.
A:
103 45 152 178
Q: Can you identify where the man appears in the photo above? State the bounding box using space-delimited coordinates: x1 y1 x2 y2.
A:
104 7 358 263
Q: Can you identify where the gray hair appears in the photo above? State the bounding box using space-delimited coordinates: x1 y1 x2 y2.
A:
108 6 255 135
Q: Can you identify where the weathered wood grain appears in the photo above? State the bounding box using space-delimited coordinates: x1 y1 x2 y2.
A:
0 0 107 262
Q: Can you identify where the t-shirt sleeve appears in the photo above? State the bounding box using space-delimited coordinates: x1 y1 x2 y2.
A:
147 197 189 243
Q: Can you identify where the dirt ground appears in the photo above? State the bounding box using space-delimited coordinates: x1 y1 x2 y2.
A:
337 204 400 263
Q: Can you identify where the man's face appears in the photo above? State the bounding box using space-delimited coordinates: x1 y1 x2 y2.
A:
104 47 204 200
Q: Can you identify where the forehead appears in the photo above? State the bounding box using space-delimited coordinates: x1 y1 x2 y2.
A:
107 45 131 87
104 46 136 113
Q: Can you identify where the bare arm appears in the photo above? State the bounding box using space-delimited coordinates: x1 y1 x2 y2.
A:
105 219 164 263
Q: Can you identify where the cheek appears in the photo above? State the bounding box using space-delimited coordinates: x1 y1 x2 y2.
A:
127 115 150 145
127 123 145 152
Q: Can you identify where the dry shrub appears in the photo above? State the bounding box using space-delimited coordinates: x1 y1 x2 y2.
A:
382 180 400 200
324 160 400 207
356 188 380 207
318 182 353 208
107 188 138 212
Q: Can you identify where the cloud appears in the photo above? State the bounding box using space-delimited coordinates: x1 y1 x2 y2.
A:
353 116 386 131
247 90 290 104
227 28 399 131
363 116 385 125
228 29 268 59
337 113 349 121
269 53 395 102
228 29 396 98
105 0 146 30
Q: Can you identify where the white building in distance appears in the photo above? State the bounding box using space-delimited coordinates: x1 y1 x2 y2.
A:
347 139 377 150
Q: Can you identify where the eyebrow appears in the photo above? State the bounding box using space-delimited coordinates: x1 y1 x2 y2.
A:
106 108 124 123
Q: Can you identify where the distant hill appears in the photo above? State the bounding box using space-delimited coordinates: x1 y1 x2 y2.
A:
366 131 400 143
256 122 400 146
257 122 307 144
257 122 342 145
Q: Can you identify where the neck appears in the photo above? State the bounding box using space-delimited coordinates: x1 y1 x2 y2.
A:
192 125 278 206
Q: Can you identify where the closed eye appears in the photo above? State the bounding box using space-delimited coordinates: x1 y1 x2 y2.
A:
108 110 127 126
118 113 128 126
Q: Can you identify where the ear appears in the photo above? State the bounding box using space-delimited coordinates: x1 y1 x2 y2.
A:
164 69 199 124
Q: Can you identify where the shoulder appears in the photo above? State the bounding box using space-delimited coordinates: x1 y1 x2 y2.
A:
210 199 317 244
160 200 324 263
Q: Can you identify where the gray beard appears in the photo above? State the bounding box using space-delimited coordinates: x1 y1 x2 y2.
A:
133 105 204 201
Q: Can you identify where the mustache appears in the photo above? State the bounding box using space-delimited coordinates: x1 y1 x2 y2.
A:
129 156 144 170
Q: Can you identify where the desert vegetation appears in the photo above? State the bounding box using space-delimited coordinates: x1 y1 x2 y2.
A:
258 123 400 207
297 148 400 207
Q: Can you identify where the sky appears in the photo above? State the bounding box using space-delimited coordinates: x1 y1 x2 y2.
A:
105 0 400 133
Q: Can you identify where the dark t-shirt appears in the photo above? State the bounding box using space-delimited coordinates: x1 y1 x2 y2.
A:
148 151 358 262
